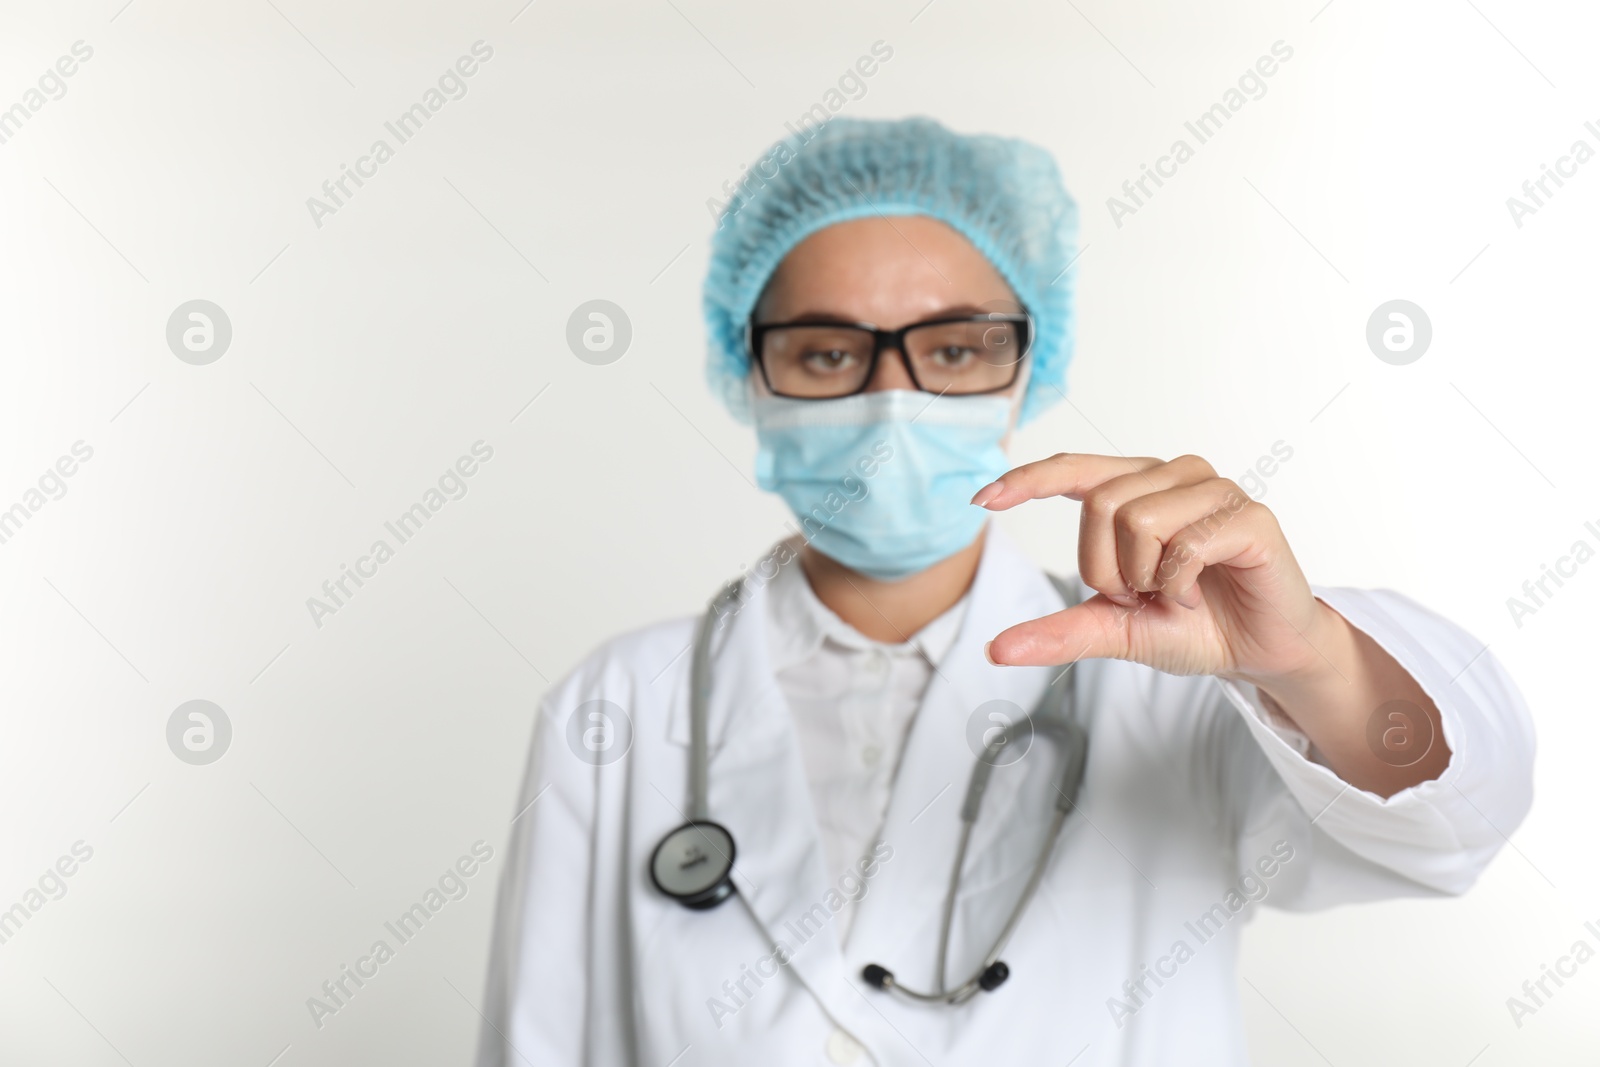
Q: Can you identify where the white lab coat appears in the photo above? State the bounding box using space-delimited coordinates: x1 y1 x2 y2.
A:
475 529 1534 1066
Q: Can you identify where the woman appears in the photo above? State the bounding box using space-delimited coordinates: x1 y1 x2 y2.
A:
476 117 1534 1066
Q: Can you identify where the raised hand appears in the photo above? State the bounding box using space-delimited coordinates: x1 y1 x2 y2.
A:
972 452 1330 681
971 452 1452 796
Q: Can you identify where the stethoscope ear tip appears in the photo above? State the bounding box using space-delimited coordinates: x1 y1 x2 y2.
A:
978 961 1010 992
861 960 1010 1000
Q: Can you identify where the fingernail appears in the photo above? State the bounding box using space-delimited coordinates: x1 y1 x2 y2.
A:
970 481 1003 508
984 641 999 665
1109 592 1140 609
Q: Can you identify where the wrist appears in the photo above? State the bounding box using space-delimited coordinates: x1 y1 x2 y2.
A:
1224 599 1354 704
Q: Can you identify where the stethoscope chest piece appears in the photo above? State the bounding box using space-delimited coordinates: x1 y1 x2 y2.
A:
650 820 737 909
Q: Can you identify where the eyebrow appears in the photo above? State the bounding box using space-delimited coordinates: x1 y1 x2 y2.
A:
767 304 1011 326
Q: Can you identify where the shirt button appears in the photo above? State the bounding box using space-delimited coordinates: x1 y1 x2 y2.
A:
861 744 881 766
863 651 887 675
826 1028 864 1065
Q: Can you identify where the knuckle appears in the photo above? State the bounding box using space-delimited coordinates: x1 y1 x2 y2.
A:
1240 499 1276 526
1173 453 1217 478
1113 500 1158 536
1167 532 1205 566
1210 479 1250 512
1082 490 1119 523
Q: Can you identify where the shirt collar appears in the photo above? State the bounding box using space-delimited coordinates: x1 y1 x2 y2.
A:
763 540 973 672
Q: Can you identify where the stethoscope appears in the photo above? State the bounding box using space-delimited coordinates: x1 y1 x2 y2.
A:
649 575 1090 1005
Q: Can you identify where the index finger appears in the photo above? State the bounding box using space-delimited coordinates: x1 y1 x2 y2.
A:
971 453 1164 511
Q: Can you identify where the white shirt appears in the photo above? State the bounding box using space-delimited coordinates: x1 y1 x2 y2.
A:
763 549 969 940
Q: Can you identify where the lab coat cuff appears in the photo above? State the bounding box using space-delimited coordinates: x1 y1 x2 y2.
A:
1213 586 1471 820
1223 678 1316 761
1223 583 1540 896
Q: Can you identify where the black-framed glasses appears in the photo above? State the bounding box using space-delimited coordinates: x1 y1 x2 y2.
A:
746 311 1033 399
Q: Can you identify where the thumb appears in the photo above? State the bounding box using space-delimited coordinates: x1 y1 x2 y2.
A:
987 596 1135 667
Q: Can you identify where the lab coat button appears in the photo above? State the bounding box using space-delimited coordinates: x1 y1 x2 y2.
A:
861 744 881 766
825 1028 863 1064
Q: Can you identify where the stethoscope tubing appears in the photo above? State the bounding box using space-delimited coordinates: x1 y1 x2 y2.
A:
656 573 1089 1008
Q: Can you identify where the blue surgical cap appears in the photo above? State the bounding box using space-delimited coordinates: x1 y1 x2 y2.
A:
702 115 1078 426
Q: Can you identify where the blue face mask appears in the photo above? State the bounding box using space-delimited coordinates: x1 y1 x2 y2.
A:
752 390 1014 582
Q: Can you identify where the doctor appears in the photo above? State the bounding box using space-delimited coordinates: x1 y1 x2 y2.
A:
477 117 1534 1066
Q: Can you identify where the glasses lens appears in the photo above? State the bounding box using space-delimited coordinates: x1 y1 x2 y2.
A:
759 326 876 398
905 319 1024 394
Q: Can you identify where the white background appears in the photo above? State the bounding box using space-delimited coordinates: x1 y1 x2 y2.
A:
1 0 1596 1063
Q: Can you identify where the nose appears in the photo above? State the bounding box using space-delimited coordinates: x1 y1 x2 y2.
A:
863 345 918 393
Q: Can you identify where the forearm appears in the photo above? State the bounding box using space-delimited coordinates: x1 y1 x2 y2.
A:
1230 599 1452 798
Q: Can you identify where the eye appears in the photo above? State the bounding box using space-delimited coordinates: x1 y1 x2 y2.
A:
925 345 978 368
800 349 859 373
